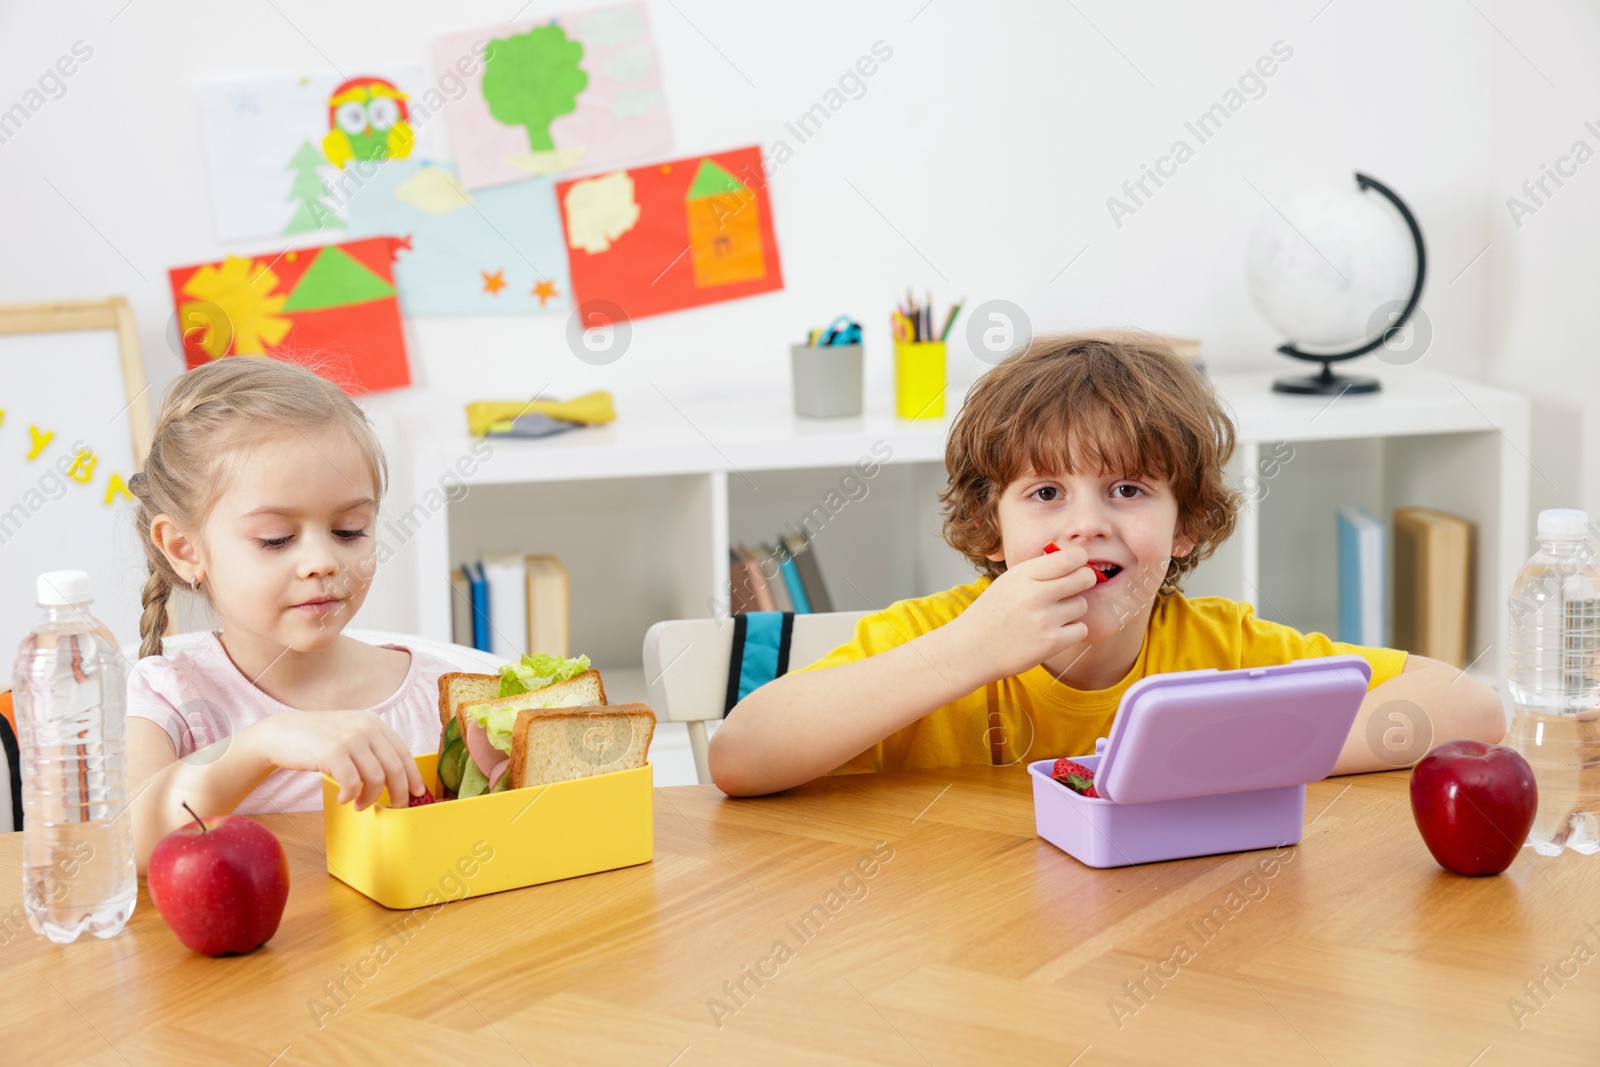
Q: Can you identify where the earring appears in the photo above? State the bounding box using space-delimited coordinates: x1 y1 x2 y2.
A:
189 575 200 593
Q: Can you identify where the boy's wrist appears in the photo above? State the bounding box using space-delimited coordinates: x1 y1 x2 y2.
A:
916 617 1000 699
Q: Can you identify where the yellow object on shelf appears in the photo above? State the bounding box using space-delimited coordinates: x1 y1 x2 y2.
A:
322 752 653 909
894 340 946 419
466 390 617 437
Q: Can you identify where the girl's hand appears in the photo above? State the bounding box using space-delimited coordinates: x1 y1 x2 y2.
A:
948 544 1098 680
248 710 425 809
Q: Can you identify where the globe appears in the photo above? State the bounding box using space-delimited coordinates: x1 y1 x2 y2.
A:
1244 174 1426 394
1247 188 1413 347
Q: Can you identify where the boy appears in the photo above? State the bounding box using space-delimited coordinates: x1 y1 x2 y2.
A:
709 335 1506 796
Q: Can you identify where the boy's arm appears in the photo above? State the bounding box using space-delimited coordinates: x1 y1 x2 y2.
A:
707 621 991 796
1329 655 1507 776
710 549 1098 796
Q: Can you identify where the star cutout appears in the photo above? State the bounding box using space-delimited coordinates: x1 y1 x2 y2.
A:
482 270 507 295
532 279 558 306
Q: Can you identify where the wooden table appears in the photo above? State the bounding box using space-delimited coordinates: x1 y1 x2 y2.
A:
1 766 1596 1065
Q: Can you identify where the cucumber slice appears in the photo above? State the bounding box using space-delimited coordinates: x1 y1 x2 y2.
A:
438 738 467 795
442 716 460 748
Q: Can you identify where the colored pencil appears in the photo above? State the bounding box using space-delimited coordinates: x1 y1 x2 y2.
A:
939 300 963 342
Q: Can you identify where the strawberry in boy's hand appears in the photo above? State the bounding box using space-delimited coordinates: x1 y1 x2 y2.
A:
1051 757 1099 798
1044 541 1110 582
404 788 439 808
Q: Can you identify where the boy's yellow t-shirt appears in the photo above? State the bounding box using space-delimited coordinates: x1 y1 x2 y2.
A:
791 577 1408 775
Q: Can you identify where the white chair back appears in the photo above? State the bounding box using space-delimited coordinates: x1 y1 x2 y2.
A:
642 611 869 784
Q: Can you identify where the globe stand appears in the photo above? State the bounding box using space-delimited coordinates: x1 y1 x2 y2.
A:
1273 360 1380 395
1269 172 1427 397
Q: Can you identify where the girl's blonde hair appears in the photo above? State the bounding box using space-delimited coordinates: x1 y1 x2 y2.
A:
940 333 1240 597
126 357 388 658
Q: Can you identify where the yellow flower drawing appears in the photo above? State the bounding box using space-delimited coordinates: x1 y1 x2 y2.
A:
178 255 291 357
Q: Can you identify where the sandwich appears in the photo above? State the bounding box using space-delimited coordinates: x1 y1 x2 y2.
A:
433 652 655 801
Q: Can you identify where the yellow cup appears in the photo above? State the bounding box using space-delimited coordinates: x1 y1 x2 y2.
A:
894 340 946 419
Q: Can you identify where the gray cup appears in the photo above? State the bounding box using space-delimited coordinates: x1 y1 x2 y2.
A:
791 343 864 418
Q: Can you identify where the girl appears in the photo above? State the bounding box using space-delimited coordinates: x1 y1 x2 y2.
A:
126 357 441 874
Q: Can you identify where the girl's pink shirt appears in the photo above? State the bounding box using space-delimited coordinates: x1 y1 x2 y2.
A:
127 632 453 814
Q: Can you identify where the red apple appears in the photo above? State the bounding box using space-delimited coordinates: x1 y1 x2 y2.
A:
1409 740 1538 876
147 804 290 956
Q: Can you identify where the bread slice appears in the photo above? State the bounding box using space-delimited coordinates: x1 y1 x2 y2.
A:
437 672 500 730
508 702 656 788
451 668 609 759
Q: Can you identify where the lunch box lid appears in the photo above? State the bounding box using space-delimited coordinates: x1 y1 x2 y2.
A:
1094 655 1372 805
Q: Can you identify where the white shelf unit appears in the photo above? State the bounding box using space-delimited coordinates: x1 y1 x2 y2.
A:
395 365 1529 700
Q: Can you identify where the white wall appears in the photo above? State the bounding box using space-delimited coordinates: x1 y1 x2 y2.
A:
1481 3 1600 523
2 0 1593 625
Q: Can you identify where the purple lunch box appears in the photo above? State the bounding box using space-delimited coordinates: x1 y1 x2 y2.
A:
1029 655 1372 868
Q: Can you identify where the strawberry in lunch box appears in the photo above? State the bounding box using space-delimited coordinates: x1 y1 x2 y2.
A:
1051 758 1099 798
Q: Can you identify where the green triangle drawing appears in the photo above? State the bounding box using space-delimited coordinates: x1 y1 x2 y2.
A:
281 246 395 311
686 159 749 201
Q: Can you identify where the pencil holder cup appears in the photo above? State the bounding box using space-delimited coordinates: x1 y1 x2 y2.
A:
790 343 864 418
894 340 946 419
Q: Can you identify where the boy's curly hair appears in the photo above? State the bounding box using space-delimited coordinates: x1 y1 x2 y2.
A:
940 333 1240 596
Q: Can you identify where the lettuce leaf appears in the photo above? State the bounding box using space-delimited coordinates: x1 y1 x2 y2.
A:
463 700 524 755
462 652 594 754
458 757 490 799
498 652 591 698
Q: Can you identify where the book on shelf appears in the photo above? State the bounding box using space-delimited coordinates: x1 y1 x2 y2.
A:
777 549 811 612
727 534 836 615
782 531 833 612
760 541 795 612
524 554 570 658
482 553 528 659
450 567 474 648
729 543 775 613
1392 506 1472 667
463 553 572 659
466 562 490 652
1337 507 1385 647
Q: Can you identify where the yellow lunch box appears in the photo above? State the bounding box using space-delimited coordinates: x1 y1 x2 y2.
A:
321 752 654 910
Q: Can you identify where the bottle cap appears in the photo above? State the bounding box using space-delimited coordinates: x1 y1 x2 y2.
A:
37 570 92 606
1537 509 1590 542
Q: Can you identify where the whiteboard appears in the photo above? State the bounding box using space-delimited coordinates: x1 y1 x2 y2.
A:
0 300 150 661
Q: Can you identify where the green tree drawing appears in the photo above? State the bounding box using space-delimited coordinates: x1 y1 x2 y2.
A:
283 140 345 235
481 25 588 154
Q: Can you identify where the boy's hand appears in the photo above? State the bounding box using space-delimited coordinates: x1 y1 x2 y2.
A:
248 710 425 810
950 543 1099 680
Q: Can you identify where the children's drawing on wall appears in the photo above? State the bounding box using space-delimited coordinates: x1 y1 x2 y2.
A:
435 3 671 191
557 145 782 319
198 69 437 242
344 159 573 315
167 237 412 394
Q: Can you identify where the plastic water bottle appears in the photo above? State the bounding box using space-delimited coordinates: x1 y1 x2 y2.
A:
10 571 137 942
1507 509 1600 856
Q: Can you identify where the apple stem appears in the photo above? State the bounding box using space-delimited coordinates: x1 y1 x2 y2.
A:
181 801 207 833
